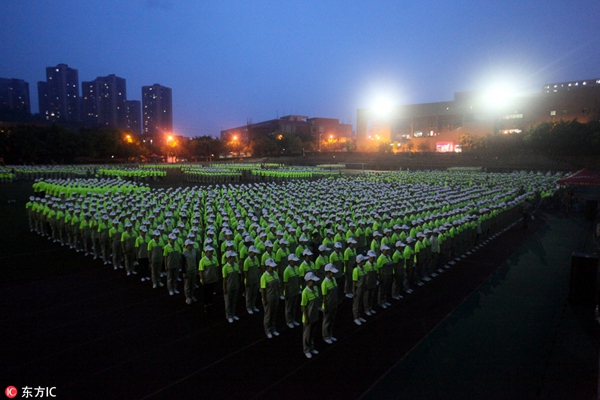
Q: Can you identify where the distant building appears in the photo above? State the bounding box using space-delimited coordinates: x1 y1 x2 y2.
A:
356 78 600 152
126 100 141 134
220 115 353 150
38 63 80 122
142 84 172 135
81 74 127 129
0 78 31 115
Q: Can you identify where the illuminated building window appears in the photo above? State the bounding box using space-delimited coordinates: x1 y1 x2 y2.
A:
413 131 423 137
550 110 556 116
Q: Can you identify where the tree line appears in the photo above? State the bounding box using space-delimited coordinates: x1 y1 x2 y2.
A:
459 119 600 157
2 119 597 165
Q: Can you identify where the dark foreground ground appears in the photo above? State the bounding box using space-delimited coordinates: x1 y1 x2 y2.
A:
1 177 598 400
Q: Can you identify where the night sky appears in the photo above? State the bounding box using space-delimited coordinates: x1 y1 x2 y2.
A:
1 0 599 137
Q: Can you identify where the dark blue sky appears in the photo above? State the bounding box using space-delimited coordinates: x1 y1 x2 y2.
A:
1 0 599 137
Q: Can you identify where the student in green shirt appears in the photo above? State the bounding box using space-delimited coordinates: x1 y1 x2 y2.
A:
121 222 138 276
261 258 280 337
182 239 199 305
243 246 261 314
377 244 393 309
301 272 321 358
98 215 111 265
283 253 302 329
199 246 218 312
148 230 165 289
164 233 183 295
364 250 378 316
392 241 406 300
321 264 339 344
314 244 330 281
223 250 241 323
109 219 123 270
343 238 358 298
135 226 151 282
352 254 368 325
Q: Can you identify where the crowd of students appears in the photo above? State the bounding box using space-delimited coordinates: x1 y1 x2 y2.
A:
26 170 558 357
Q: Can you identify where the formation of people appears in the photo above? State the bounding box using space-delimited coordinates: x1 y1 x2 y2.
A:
27 169 559 358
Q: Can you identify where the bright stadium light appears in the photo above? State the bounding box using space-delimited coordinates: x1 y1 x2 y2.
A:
485 85 514 109
372 96 395 118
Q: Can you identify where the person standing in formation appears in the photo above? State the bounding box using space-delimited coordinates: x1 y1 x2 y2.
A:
321 263 340 345
182 239 199 305
284 253 301 329
164 233 182 296
147 230 165 289
301 272 321 358
199 245 218 313
223 250 241 323
261 258 280 338
352 254 368 325
136 226 151 282
244 245 261 314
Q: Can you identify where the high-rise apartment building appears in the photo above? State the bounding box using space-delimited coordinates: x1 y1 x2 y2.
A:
37 63 80 122
81 74 127 129
0 78 31 114
126 100 141 134
142 84 172 135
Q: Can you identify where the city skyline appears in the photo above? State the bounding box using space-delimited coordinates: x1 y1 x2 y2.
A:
1 1 599 138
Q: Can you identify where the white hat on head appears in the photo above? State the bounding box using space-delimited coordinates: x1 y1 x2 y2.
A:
324 263 338 274
265 258 277 268
304 272 320 282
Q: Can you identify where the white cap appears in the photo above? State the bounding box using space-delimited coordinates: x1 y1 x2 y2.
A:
334 242 343 249
184 239 194 246
248 245 259 254
304 272 320 282
225 250 238 258
302 249 313 256
380 244 390 251
204 245 214 252
318 244 330 252
324 263 338 273
367 250 377 258
288 254 299 262
265 258 277 268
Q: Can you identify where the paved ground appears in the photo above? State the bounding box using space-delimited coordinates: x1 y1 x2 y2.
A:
0 177 598 399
